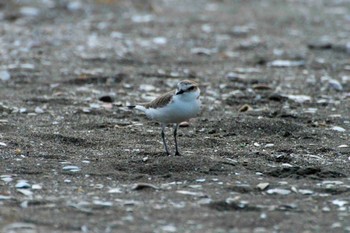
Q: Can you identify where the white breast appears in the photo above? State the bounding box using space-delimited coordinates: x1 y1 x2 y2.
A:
144 91 201 123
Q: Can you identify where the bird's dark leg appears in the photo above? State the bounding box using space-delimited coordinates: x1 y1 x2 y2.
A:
161 124 170 156
173 123 181 156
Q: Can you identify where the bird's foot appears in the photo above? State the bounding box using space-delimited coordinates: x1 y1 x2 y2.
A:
174 151 182 156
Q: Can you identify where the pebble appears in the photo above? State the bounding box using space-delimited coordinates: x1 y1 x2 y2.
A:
3 223 36 232
269 60 305 67
338 145 349 148
328 79 343 91
191 47 215 56
179 121 190 127
0 195 12 200
153 37 167 45
176 190 207 197
15 180 31 189
139 84 156 92
331 126 346 132
17 189 33 196
308 40 332 49
160 224 177 232
257 183 270 191
19 7 40 17
62 165 81 172
35 106 44 114
332 199 348 207
239 104 253 112
108 188 123 194
0 142 7 147
131 183 159 191
252 84 271 90
67 1 82 11
1 175 13 183
225 72 240 81
92 200 113 207
131 14 154 23
0 70 11 81
286 94 311 104
32 184 42 190
266 188 291 195
298 189 314 195
99 95 114 103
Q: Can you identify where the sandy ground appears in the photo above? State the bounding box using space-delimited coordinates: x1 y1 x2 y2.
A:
1 0 350 232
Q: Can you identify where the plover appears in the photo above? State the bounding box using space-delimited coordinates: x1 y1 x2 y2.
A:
128 80 201 156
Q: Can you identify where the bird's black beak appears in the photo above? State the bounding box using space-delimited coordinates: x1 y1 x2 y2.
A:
176 89 185 95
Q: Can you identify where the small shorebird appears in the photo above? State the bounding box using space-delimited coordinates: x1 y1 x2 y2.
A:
128 80 201 156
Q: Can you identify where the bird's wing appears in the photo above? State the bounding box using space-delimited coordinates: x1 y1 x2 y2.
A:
143 90 174 109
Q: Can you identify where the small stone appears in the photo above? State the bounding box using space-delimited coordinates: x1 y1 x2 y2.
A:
0 142 7 147
139 84 155 92
308 40 332 49
329 79 343 91
131 14 154 23
266 188 291 195
131 183 159 191
191 47 215 56
1 175 13 183
332 199 348 207
264 143 274 148
269 60 305 67
331 126 346 132
179 121 190 127
153 37 167 45
338 145 349 148
92 200 113 207
15 180 31 189
225 72 240 81
20 64 35 70
15 148 22 155
0 195 12 200
176 190 207 197
35 106 44 114
160 224 177 232
99 95 114 103
17 189 33 196
227 184 253 193
108 188 122 193
67 1 82 11
256 183 269 191
0 70 11 81
19 108 27 113
3 223 36 232
298 189 314 195
331 222 342 228
239 104 253 112
31 184 42 190
252 84 271 90
62 165 81 172
19 7 40 17
286 94 311 104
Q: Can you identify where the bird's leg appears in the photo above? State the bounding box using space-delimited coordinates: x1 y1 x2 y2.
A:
161 124 170 156
173 123 181 156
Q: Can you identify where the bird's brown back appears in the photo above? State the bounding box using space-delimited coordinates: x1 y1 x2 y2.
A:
143 90 174 109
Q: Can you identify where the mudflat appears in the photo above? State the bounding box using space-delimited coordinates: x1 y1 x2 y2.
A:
0 1 350 232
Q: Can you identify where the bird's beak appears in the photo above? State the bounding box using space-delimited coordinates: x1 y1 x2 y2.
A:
176 89 185 95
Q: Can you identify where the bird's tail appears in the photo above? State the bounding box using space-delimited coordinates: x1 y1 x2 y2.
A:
127 105 146 112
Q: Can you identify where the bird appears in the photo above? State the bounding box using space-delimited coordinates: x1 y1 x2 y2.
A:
128 80 201 156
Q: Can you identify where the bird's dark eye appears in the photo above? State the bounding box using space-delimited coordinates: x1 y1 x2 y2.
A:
188 86 195 91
